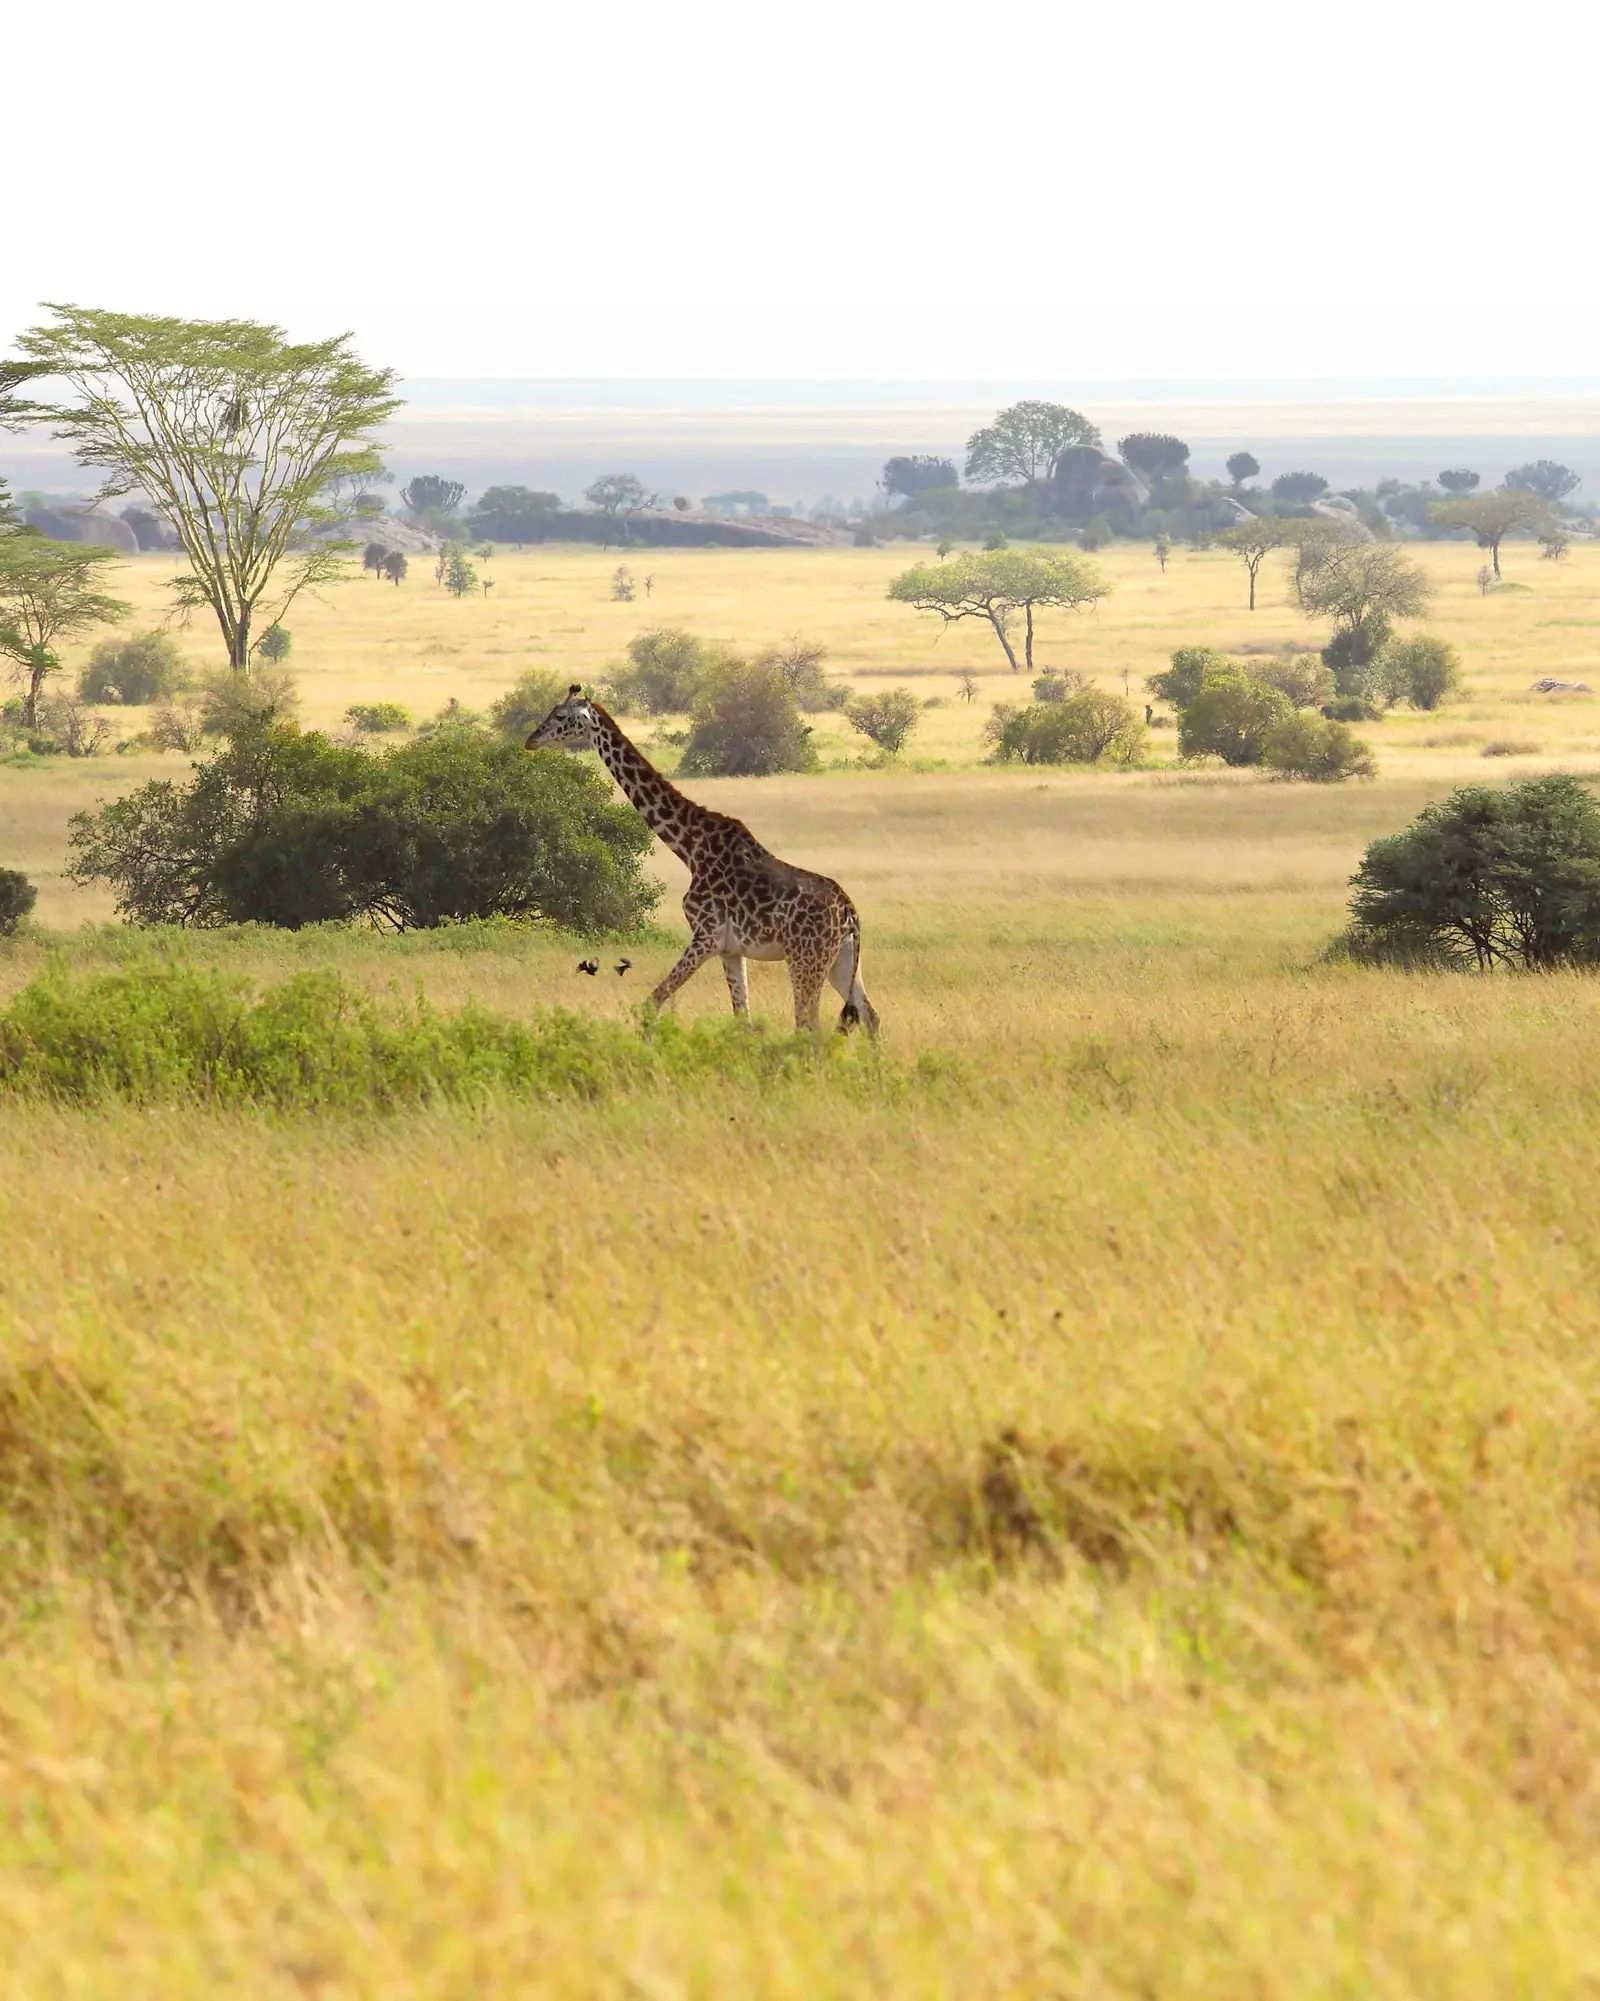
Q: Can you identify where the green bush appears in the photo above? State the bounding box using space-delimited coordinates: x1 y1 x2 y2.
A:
1384 634 1462 711
67 722 660 933
257 625 292 663
604 628 720 715
986 690 1145 766
488 668 570 739
1175 663 1291 766
1251 651 1334 710
198 666 299 736
1145 646 1231 710
756 637 846 712
678 658 818 777
1348 773 1600 968
78 631 189 705
1261 711 1376 782
345 702 412 734
0 868 36 935
0 965 867 1110
845 689 921 755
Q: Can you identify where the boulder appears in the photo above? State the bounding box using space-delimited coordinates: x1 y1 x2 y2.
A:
23 505 139 554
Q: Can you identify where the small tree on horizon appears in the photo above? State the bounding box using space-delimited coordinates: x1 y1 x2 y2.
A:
1437 468 1480 494
964 401 1101 489
382 550 407 586
1118 433 1190 483
362 540 389 579
1216 517 1285 610
1225 451 1260 489
400 475 465 517
1271 470 1330 505
1429 490 1552 576
1504 460 1581 504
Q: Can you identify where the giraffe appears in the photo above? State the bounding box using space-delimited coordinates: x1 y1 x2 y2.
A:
526 686 880 1037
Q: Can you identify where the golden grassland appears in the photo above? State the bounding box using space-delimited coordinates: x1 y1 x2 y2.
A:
2 537 1600 1991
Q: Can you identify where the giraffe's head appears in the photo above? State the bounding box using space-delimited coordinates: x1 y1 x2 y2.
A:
525 684 599 753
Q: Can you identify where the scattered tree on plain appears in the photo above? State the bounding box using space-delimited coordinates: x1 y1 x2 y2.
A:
8 307 398 671
1295 540 1430 668
362 540 389 578
79 630 188 705
1225 451 1259 488
1153 533 1171 572
1271 470 1330 505
1540 524 1571 560
1437 468 1479 493
0 536 128 727
964 401 1101 489
1216 517 1285 610
586 474 653 518
1504 460 1580 504
257 624 292 662
887 549 1110 673
401 475 465 517
382 551 407 586
612 565 635 601
1428 489 1551 576
882 455 958 502
677 656 817 777
1117 434 1190 483
1384 635 1461 711
441 547 477 597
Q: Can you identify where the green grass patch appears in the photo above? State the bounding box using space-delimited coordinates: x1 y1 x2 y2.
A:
0 963 893 1110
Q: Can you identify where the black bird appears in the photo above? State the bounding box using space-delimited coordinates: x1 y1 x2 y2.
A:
614 958 632 975
577 958 599 976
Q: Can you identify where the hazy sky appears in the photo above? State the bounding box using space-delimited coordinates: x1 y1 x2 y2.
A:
7 0 1597 382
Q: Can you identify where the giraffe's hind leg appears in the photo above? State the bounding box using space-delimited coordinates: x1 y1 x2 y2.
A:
650 933 716 1010
788 948 827 1038
721 953 749 1017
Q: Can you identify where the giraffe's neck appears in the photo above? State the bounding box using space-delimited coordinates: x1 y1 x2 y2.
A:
588 705 721 867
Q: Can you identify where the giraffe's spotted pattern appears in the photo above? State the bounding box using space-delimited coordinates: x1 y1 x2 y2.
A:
527 688 880 1037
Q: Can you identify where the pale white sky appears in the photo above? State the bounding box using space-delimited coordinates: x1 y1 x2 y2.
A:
6 0 1597 382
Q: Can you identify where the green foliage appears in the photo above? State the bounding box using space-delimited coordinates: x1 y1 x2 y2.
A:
362 541 389 578
78 629 188 705
197 665 299 736
883 455 957 502
470 487 560 541
604 627 720 715
0 965 863 1110
1271 471 1329 504
1225 451 1259 487
986 690 1145 766
1261 712 1376 782
1117 433 1190 482
845 689 921 755
488 668 572 740
965 401 1100 488
1428 490 1551 574
0 867 36 934
1175 663 1291 766
257 624 291 662
0 534 130 726
13 307 398 670
1504 461 1580 504
441 547 477 597
678 657 818 778
345 702 412 734
1251 651 1334 710
382 551 407 586
1385 635 1461 711
1437 468 1479 493
1145 646 1231 710
888 549 1110 673
401 476 464 516
584 474 652 517
1348 775 1600 969
67 723 660 933
1296 541 1430 664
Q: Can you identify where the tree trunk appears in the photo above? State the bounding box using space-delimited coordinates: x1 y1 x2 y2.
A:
1248 562 1257 611
1024 603 1035 671
1491 534 1502 578
22 660 48 730
987 610 1020 672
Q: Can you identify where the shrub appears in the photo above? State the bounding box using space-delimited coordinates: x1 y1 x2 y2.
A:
605 628 718 715
845 689 921 755
78 630 189 705
1384 634 1461 712
346 702 412 734
1251 650 1333 710
487 669 571 739
756 637 845 712
1146 646 1231 710
1175 664 1290 766
1261 711 1376 782
34 692 112 757
987 690 1145 766
1347 773 1600 969
197 667 299 737
67 722 660 932
1031 669 1088 703
0 868 36 935
677 658 818 778
257 625 292 663
0 966 862 1110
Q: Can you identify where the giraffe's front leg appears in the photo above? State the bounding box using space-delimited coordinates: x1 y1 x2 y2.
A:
788 948 826 1037
649 932 716 1010
721 954 749 1017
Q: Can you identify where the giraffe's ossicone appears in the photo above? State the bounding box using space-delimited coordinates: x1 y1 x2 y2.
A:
527 686 880 1038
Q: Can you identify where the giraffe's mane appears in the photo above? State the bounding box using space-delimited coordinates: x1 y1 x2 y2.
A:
588 701 753 840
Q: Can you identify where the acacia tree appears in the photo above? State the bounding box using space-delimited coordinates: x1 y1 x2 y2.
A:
1118 433 1190 483
1504 460 1581 504
1428 490 1552 576
887 549 1109 672
1295 541 1430 662
964 401 1100 489
0 536 129 726
1216 517 1285 610
585 473 653 517
9 307 398 671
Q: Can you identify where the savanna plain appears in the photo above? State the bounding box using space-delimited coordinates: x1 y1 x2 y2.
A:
4 540 1600 1995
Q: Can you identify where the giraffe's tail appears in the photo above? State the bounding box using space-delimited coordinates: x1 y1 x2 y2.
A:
835 912 880 1039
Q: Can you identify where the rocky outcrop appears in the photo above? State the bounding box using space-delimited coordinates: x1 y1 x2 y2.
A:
23 506 139 553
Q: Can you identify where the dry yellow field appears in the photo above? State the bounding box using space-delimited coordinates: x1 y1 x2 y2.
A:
2 534 1600 1994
